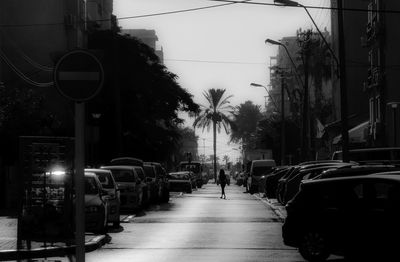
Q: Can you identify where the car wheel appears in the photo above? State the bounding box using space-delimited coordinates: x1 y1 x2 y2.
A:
299 231 330 262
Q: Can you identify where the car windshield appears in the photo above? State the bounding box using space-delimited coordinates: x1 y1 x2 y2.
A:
85 177 99 195
253 166 274 176
144 166 156 178
108 169 135 182
168 173 189 180
96 172 115 189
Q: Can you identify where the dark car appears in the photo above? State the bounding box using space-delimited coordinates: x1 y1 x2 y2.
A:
282 164 354 204
143 163 160 204
314 165 400 180
145 162 170 203
168 171 193 193
276 162 355 204
265 166 292 199
282 174 400 261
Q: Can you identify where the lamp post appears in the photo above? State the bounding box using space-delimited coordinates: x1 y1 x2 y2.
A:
251 81 286 165
250 83 279 110
274 0 349 162
265 38 307 161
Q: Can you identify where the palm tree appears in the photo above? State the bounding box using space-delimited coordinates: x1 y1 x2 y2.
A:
193 88 234 182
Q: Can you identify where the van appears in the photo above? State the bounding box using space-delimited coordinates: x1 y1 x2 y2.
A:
247 159 276 194
332 147 400 165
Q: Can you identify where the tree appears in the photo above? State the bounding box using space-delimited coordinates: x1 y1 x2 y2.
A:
193 88 234 182
88 30 199 164
230 101 263 151
223 155 230 167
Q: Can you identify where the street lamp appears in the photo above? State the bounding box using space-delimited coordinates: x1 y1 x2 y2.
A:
250 83 278 110
274 0 339 74
274 0 349 162
265 38 304 96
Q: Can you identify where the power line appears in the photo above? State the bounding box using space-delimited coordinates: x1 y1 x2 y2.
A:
0 49 53 87
209 0 400 14
165 58 265 65
0 1 250 27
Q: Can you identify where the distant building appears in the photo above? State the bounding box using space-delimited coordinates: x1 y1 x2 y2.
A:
121 29 164 63
86 0 114 30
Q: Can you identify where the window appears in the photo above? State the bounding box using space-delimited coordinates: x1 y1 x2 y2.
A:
96 172 115 189
375 96 381 122
85 177 99 194
109 170 135 182
135 167 145 180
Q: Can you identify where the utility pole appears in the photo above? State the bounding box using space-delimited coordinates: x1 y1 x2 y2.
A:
298 29 311 161
280 70 286 165
337 0 349 162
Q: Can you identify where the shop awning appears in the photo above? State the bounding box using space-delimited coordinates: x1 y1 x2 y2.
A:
332 121 369 145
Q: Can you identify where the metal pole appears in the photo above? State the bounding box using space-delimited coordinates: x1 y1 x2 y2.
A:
281 72 285 165
393 106 397 146
75 103 85 262
337 0 349 162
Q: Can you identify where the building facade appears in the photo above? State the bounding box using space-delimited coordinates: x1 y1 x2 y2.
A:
121 29 164 63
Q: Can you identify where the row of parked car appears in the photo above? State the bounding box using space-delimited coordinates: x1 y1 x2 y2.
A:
238 151 400 261
82 157 170 233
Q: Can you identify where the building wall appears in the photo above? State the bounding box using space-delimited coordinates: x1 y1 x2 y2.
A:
330 0 370 123
121 29 164 63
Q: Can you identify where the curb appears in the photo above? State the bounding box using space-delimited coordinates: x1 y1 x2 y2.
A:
0 234 111 261
253 194 286 222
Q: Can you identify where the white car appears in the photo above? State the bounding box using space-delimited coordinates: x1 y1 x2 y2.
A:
86 168 121 227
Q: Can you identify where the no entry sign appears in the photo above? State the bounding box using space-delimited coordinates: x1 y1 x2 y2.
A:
54 50 104 102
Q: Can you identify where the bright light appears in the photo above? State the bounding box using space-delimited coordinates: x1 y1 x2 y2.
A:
51 170 66 176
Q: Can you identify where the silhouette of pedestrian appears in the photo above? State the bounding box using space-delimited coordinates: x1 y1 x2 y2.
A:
219 169 227 199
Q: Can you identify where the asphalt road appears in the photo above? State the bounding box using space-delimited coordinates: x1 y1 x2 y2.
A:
85 183 305 262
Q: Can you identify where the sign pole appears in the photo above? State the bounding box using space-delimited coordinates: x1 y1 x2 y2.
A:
75 102 85 262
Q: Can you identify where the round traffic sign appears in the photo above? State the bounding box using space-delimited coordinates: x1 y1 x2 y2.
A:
54 50 104 102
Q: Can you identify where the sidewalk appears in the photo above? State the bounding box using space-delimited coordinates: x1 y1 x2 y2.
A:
0 216 110 261
252 193 287 222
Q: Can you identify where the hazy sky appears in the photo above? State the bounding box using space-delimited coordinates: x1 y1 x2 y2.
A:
113 0 331 163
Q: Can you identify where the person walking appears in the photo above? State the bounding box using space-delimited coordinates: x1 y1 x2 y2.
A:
218 169 227 199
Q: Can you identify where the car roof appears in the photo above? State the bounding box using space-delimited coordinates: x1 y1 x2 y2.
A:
303 172 400 186
110 157 144 166
84 172 97 178
85 168 112 174
101 165 138 170
169 171 191 174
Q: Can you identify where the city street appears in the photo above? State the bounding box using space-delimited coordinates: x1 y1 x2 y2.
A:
85 183 304 262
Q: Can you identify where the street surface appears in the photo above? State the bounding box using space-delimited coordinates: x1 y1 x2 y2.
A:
86 183 305 262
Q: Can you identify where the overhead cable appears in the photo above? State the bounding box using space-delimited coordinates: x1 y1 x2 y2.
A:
0 50 53 87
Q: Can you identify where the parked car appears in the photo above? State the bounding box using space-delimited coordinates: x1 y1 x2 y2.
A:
246 159 276 194
100 165 144 211
314 165 400 180
179 161 204 188
282 164 353 205
107 157 151 207
86 168 121 227
145 162 170 203
265 166 292 199
84 172 108 233
283 174 400 261
143 163 160 203
276 162 355 204
168 171 193 193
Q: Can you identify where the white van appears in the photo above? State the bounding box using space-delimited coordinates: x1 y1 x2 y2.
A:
247 159 276 194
